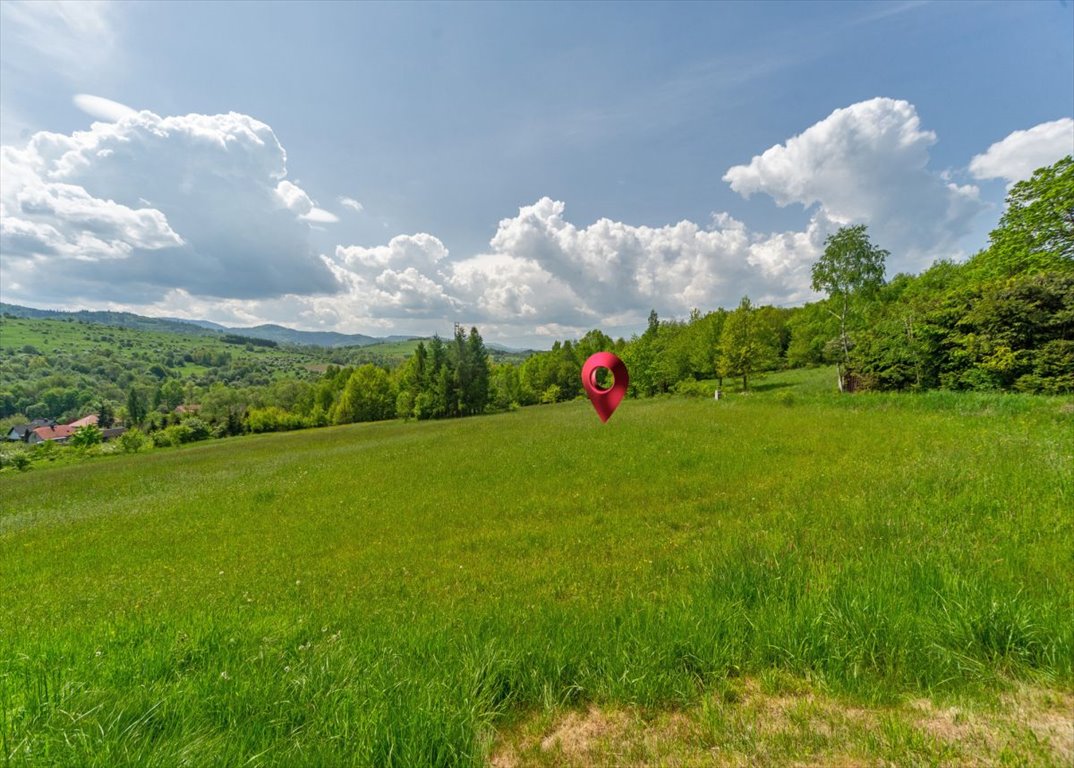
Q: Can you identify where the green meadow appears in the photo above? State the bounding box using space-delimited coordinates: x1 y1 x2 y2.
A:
2 368 1072 766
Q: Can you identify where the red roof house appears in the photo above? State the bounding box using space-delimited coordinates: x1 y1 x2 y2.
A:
27 425 76 444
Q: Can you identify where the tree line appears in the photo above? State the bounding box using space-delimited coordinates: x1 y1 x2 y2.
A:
2 155 1070 457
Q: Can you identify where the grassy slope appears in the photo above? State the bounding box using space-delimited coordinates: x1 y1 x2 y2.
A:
1 368 1072 766
0 317 325 383
0 319 526 381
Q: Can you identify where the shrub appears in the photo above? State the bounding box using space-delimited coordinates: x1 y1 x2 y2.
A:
152 424 193 447
540 385 562 404
0 446 31 471
70 425 103 448
246 406 308 433
32 440 59 461
118 428 148 453
672 379 713 399
183 417 211 442
412 392 436 421
151 430 177 448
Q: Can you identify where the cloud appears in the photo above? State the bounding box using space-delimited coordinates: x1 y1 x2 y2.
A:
279 99 990 341
969 118 1074 187
458 198 766 323
254 198 812 342
2 2 123 145
0 1 118 80
1 110 342 304
724 97 985 271
73 94 137 123
339 196 364 213
275 180 338 223
2 97 1002 346
326 234 460 318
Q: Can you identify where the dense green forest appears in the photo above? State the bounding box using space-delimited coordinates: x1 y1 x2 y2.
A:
1 156 1070 466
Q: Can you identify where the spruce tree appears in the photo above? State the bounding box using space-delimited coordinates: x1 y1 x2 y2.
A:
464 327 490 414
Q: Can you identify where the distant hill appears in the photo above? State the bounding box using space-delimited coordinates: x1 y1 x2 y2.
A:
1 303 223 337
0 303 416 349
228 323 379 348
486 342 529 354
160 317 229 332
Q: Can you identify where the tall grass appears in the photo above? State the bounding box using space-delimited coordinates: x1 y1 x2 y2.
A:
2 368 1071 766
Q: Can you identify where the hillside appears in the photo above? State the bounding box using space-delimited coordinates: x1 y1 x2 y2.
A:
2 371 1071 766
0 315 327 421
0 313 532 431
0 302 414 348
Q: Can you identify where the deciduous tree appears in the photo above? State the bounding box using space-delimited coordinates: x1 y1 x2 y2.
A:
333 364 395 424
811 225 888 391
719 296 777 391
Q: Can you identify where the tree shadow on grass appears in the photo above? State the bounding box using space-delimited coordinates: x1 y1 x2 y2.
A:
749 380 797 393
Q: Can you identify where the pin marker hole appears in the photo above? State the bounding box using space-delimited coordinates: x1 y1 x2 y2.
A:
590 366 614 392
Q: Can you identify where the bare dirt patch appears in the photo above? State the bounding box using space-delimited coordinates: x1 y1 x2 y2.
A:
490 680 1074 767
538 707 628 756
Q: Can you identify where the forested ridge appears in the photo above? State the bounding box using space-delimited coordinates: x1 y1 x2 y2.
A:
1 156 1070 466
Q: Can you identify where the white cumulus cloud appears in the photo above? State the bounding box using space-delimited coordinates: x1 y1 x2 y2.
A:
275 180 338 223
2 97 1010 346
298 197 812 341
326 234 459 318
969 117 1074 186
724 97 985 272
1 110 342 304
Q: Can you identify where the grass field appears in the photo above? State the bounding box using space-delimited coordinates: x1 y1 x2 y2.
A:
2 368 1072 766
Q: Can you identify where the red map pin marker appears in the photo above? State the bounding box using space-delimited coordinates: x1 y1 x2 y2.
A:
581 352 629 423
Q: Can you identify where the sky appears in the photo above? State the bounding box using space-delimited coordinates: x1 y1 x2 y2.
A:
1 1 1072 348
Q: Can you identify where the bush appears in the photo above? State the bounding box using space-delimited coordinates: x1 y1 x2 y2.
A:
0 446 31 471
183 417 211 442
246 406 308 433
32 440 59 461
412 392 436 421
118 428 148 453
540 385 562 405
70 424 103 448
672 379 713 399
152 424 193 447
151 430 176 448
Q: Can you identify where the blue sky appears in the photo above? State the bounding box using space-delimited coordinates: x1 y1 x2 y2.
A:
1 0 1072 347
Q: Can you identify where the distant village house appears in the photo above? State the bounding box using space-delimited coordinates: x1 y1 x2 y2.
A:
5 418 54 442
7 413 125 445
